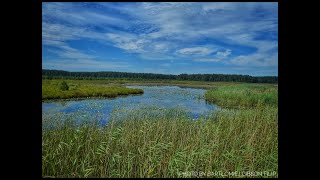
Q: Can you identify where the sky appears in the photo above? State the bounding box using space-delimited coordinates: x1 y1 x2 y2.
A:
42 2 278 76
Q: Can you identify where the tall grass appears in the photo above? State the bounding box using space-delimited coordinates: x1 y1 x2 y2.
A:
43 77 276 89
42 79 143 100
42 108 277 177
205 84 278 108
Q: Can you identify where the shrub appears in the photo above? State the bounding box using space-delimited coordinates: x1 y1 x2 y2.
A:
59 81 69 91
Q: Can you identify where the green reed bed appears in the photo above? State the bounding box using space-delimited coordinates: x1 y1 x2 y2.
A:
42 105 277 178
42 79 143 100
205 84 278 108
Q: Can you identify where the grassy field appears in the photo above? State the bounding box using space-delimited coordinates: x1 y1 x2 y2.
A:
42 79 144 100
42 81 278 178
44 77 277 89
205 84 278 108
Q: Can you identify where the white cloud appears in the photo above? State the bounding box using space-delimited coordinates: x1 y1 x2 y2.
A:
43 2 129 27
177 47 215 56
193 58 221 62
43 59 131 71
193 49 231 62
42 2 278 68
105 33 152 53
230 52 278 66
216 49 232 58
43 39 97 60
42 22 108 44
59 50 96 59
153 43 169 52
202 2 237 12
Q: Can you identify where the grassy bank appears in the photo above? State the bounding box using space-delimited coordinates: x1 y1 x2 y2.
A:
43 77 277 89
42 79 143 100
42 83 278 178
205 84 278 108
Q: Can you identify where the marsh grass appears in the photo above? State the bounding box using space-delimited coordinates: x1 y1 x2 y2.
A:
42 79 143 100
205 84 278 108
42 106 277 178
42 83 278 178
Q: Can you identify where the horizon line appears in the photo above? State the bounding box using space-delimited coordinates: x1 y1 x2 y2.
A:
42 69 278 77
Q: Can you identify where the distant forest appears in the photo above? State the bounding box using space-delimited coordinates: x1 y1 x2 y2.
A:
42 69 278 83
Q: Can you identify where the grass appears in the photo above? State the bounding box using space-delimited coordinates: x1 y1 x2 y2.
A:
42 79 143 100
43 77 277 89
205 84 278 108
42 82 278 178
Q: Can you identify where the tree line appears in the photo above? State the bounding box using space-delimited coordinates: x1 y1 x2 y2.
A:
42 69 278 83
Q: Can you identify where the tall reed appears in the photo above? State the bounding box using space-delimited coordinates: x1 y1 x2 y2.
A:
43 107 277 178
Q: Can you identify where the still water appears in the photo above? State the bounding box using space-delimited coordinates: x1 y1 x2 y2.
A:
42 86 218 126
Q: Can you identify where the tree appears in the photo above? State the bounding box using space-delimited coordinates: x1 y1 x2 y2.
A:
42 69 278 84
59 81 69 91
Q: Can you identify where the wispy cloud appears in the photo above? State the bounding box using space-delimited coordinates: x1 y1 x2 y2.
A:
194 49 232 62
194 58 221 62
229 52 278 67
216 49 232 58
177 47 216 56
43 59 131 71
43 2 130 27
42 2 278 75
105 33 150 53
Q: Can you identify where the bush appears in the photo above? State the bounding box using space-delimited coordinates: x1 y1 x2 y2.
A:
59 81 69 91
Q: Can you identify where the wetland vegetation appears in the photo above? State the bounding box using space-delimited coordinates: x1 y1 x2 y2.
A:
205 84 278 108
42 79 144 100
42 78 278 178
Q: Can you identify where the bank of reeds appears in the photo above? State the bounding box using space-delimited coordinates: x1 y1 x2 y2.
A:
42 79 143 100
205 84 278 108
43 107 278 177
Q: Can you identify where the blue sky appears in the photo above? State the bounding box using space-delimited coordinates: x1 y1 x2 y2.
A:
42 2 278 76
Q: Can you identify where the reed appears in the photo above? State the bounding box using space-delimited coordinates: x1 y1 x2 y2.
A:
42 107 277 178
205 84 278 108
42 79 143 100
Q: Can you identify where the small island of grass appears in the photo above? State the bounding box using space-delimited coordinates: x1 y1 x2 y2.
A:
42 79 144 100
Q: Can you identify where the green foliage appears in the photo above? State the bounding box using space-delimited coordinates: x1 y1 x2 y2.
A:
42 69 278 83
42 107 278 178
59 81 69 91
42 79 143 100
205 84 278 108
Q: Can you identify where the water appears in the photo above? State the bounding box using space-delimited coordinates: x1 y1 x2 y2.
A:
42 86 218 126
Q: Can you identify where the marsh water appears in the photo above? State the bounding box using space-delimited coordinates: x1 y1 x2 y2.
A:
42 86 218 126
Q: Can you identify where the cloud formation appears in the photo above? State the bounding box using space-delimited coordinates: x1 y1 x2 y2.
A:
42 2 278 75
177 47 216 56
